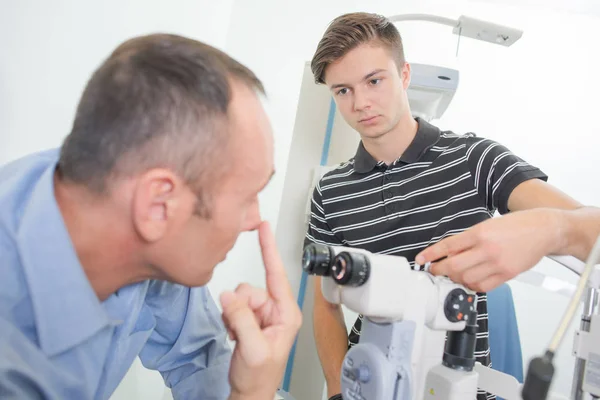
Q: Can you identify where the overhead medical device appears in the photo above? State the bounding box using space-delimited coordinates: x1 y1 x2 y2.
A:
301 236 600 399
388 14 523 47
399 14 523 122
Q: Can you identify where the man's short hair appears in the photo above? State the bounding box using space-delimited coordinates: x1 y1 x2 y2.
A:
310 12 406 85
58 33 264 211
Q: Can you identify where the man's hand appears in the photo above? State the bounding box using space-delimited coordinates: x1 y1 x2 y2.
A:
221 221 302 400
415 209 565 292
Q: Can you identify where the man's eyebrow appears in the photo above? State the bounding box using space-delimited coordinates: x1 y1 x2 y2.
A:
329 69 387 90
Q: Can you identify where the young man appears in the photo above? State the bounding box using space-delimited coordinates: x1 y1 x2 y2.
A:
0 34 302 400
305 12 600 400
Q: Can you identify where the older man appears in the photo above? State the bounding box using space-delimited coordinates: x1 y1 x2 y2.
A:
0 34 301 400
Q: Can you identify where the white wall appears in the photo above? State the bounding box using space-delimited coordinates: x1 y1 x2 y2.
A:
0 0 235 164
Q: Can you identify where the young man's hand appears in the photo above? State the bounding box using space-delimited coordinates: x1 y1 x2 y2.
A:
221 221 302 400
415 209 564 292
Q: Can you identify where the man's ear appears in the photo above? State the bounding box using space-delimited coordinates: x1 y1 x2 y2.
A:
401 62 411 90
132 169 187 243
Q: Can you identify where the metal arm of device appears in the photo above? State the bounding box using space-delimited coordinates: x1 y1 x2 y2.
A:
387 13 523 47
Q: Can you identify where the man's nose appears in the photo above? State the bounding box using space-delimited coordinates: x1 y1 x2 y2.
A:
353 87 371 112
243 202 262 232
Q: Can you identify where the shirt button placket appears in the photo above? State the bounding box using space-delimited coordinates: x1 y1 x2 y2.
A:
383 171 394 216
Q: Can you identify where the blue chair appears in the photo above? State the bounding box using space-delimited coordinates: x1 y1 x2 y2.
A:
486 283 524 398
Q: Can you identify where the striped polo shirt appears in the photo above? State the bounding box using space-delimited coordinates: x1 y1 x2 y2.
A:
305 117 547 400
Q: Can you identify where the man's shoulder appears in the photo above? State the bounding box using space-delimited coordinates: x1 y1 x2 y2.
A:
0 149 60 232
0 221 35 332
436 127 478 143
0 148 60 182
436 127 498 145
433 128 502 156
318 159 356 185
0 149 59 318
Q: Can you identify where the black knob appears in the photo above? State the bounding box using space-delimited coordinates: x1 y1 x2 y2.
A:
302 243 335 276
444 288 476 323
522 351 555 400
443 309 478 371
331 252 370 287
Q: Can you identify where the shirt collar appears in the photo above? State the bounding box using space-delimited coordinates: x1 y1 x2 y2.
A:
354 117 441 173
17 160 112 357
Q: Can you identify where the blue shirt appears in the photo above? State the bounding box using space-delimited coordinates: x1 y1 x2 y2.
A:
0 149 232 399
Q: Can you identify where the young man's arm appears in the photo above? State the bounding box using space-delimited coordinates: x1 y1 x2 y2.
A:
305 181 348 398
416 137 600 291
312 276 348 397
506 179 600 261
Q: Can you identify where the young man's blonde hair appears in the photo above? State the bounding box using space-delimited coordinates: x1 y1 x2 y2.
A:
311 12 406 85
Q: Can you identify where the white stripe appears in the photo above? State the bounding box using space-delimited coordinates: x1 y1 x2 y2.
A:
310 212 326 224
327 173 472 219
484 151 511 205
308 223 337 237
304 233 338 246
323 156 467 206
379 239 440 255
323 167 356 181
331 190 478 233
491 161 530 197
440 132 460 138
430 146 448 152
377 227 467 255
311 197 324 215
465 137 486 160
474 142 499 192
346 207 488 246
440 144 466 156
322 162 436 192
322 171 384 191
430 144 466 156
428 227 469 245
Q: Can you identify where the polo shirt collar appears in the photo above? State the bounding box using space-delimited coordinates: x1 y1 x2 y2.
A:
354 117 441 173
17 161 112 357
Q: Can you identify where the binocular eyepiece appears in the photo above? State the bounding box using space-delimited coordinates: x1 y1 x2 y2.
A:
302 243 370 287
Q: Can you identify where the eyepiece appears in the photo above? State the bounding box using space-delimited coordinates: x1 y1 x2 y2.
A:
302 243 335 276
331 251 370 287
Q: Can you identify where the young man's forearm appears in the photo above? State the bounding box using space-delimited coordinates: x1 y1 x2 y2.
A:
313 277 349 397
559 206 600 261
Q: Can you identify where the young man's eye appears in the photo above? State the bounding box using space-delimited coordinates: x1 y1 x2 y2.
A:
336 88 349 96
370 78 381 85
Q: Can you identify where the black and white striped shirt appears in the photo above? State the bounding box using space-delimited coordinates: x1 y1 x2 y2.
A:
305 118 547 400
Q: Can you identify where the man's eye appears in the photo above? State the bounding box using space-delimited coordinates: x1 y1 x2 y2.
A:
370 78 381 85
337 88 349 96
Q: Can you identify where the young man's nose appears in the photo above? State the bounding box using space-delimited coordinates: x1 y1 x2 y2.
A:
353 88 371 112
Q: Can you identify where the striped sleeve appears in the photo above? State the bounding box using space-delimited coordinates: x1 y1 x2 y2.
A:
304 180 343 247
465 136 548 214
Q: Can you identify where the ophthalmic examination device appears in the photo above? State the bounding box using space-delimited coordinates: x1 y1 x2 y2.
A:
301 235 600 400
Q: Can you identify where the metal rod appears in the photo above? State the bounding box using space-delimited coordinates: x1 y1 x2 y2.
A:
387 13 458 27
571 287 599 399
